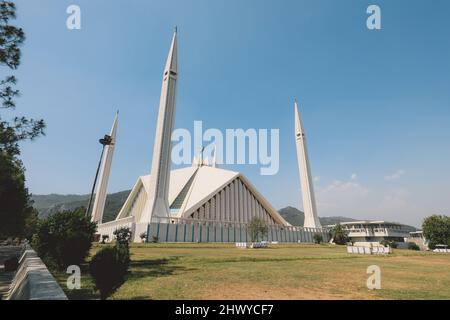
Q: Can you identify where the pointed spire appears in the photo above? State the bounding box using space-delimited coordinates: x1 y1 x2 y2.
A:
91 112 119 223
164 28 178 75
294 98 305 137
294 99 321 229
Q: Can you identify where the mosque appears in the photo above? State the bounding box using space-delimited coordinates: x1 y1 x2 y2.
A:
94 30 327 243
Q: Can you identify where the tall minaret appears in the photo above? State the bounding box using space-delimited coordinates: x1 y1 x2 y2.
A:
141 29 178 223
91 112 118 223
294 99 321 228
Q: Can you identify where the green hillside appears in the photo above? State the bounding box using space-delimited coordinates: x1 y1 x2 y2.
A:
32 190 130 223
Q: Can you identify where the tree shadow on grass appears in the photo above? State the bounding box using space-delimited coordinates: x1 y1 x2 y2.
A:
122 257 196 300
128 256 195 278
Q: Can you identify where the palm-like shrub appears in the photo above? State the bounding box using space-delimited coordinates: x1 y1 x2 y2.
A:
330 223 349 245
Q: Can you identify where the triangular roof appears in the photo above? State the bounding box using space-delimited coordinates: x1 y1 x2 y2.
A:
116 165 289 226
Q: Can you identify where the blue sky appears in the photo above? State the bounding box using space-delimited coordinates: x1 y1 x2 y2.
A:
9 0 450 227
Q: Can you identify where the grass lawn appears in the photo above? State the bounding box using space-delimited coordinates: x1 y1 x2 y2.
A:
53 243 450 300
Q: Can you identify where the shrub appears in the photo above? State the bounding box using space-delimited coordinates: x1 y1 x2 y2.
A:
101 235 109 244
90 228 131 299
380 240 398 249
113 227 132 245
313 233 323 244
139 232 147 242
89 245 129 299
32 208 97 270
407 242 420 251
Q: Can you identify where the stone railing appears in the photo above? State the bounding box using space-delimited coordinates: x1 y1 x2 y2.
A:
6 245 67 300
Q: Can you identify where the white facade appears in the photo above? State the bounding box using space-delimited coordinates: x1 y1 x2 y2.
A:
294 100 321 228
116 164 289 226
91 112 118 223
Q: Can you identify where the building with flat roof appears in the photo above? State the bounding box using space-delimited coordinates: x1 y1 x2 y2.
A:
326 220 415 246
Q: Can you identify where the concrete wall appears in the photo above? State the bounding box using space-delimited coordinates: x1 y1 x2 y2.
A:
98 218 330 243
6 245 67 300
147 221 330 243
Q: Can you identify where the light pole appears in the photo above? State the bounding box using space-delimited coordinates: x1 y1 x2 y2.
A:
86 134 113 218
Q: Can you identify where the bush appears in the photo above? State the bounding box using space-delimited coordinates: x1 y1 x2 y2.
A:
32 208 97 270
90 228 131 299
89 245 130 299
101 235 109 244
380 240 398 249
139 232 147 242
113 227 132 245
313 233 323 244
407 242 420 251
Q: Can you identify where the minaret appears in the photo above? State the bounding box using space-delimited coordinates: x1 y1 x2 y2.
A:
294 99 321 228
141 29 178 223
91 112 118 223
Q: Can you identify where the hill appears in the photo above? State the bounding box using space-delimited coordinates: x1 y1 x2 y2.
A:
278 206 359 226
32 190 130 222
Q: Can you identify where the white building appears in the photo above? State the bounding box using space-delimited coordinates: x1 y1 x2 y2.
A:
326 220 415 246
96 30 328 243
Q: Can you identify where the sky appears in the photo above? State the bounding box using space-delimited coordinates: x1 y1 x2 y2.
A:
7 0 450 227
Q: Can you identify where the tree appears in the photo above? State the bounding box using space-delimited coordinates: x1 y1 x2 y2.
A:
422 215 450 250
0 150 35 237
1 1 45 157
313 233 323 244
32 208 97 270
330 223 349 245
0 1 45 239
248 217 268 243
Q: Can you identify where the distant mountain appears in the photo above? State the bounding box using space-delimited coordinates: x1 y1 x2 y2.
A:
32 190 130 223
278 206 359 227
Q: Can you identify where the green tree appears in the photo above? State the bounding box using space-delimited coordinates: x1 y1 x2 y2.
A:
313 233 323 244
248 217 268 242
1 1 45 156
0 150 34 237
330 223 349 245
422 215 450 249
0 1 45 238
32 208 97 270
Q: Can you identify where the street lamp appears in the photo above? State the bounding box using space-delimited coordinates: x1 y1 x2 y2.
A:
85 134 113 218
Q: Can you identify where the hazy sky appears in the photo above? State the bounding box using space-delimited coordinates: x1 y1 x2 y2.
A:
10 0 450 227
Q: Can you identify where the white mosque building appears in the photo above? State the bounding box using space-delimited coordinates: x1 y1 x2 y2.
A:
94 30 327 243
